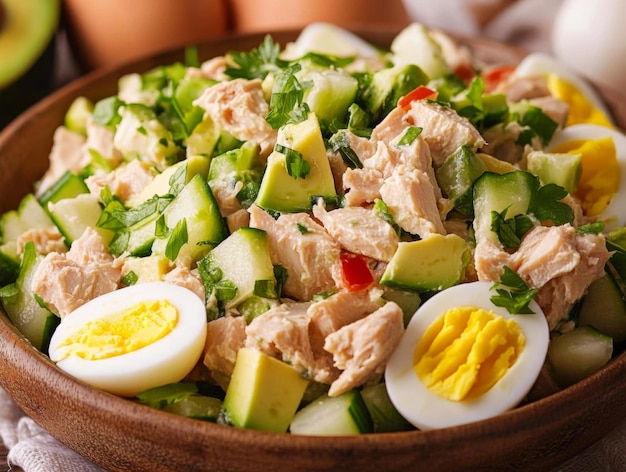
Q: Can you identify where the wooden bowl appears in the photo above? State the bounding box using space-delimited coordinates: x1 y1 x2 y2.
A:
1 30 626 472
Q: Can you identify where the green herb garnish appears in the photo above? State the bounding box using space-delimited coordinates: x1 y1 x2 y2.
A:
490 266 538 314
275 144 311 179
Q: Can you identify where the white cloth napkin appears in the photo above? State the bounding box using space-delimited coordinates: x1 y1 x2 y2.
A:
2 385 625 471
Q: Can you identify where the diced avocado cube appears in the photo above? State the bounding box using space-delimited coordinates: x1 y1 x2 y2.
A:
208 143 262 182
175 77 216 113
526 150 582 194
122 254 172 284
256 113 336 213
380 234 469 292
200 227 275 308
222 347 309 433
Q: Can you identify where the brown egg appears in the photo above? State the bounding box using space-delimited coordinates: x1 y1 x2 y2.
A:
230 0 409 33
62 0 228 71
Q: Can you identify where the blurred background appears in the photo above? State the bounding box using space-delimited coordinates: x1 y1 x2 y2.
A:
1 0 624 128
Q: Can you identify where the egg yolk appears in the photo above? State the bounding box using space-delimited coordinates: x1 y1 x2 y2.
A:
547 74 614 128
551 137 620 216
56 300 178 361
413 306 525 402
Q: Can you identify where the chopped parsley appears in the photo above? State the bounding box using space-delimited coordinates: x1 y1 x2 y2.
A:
490 266 538 314
224 35 286 80
397 126 423 146
165 218 188 261
266 63 311 129
275 144 311 179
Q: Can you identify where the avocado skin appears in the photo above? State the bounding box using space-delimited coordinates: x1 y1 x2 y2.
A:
0 36 56 129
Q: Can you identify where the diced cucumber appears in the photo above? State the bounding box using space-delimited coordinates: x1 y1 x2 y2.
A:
365 64 429 119
0 242 58 351
163 395 223 421
37 171 89 208
0 242 20 286
289 390 373 435
208 143 264 208
472 171 536 243
222 347 309 433
64 96 94 137
547 326 613 388
0 193 55 243
526 150 582 194
435 145 487 216
128 155 210 207
48 194 114 247
122 214 160 257
300 68 359 123
360 383 413 433
151 173 228 263
578 271 626 344
381 286 421 327
199 227 275 308
175 77 216 113
390 23 450 80
380 234 469 292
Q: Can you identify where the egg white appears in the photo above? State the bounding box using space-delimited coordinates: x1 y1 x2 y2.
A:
512 52 612 122
548 123 626 229
385 281 549 431
48 282 207 397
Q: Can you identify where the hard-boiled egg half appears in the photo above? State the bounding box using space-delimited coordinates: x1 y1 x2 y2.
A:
385 281 549 430
548 124 626 229
513 52 614 128
48 282 207 397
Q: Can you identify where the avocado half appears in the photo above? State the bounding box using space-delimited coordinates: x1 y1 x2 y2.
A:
0 0 60 127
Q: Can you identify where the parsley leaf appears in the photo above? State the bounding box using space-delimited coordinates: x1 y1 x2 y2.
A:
225 35 287 80
397 126 423 146
490 266 538 314
275 144 311 179
165 218 188 261
328 130 363 169
513 105 558 146
490 208 534 249
529 183 574 226
266 63 311 129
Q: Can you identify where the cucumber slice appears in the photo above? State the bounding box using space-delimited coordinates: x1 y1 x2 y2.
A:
0 243 57 351
1 193 55 242
47 194 114 246
37 171 89 208
151 173 228 263
0 242 20 286
199 227 275 308
472 171 536 243
289 390 373 435
547 326 613 387
578 271 626 343
64 96 94 137
162 395 223 421
301 68 359 123
360 383 413 433
435 145 487 216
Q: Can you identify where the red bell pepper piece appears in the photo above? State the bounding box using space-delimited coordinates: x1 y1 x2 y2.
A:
340 251 374 292
398 85 438 110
